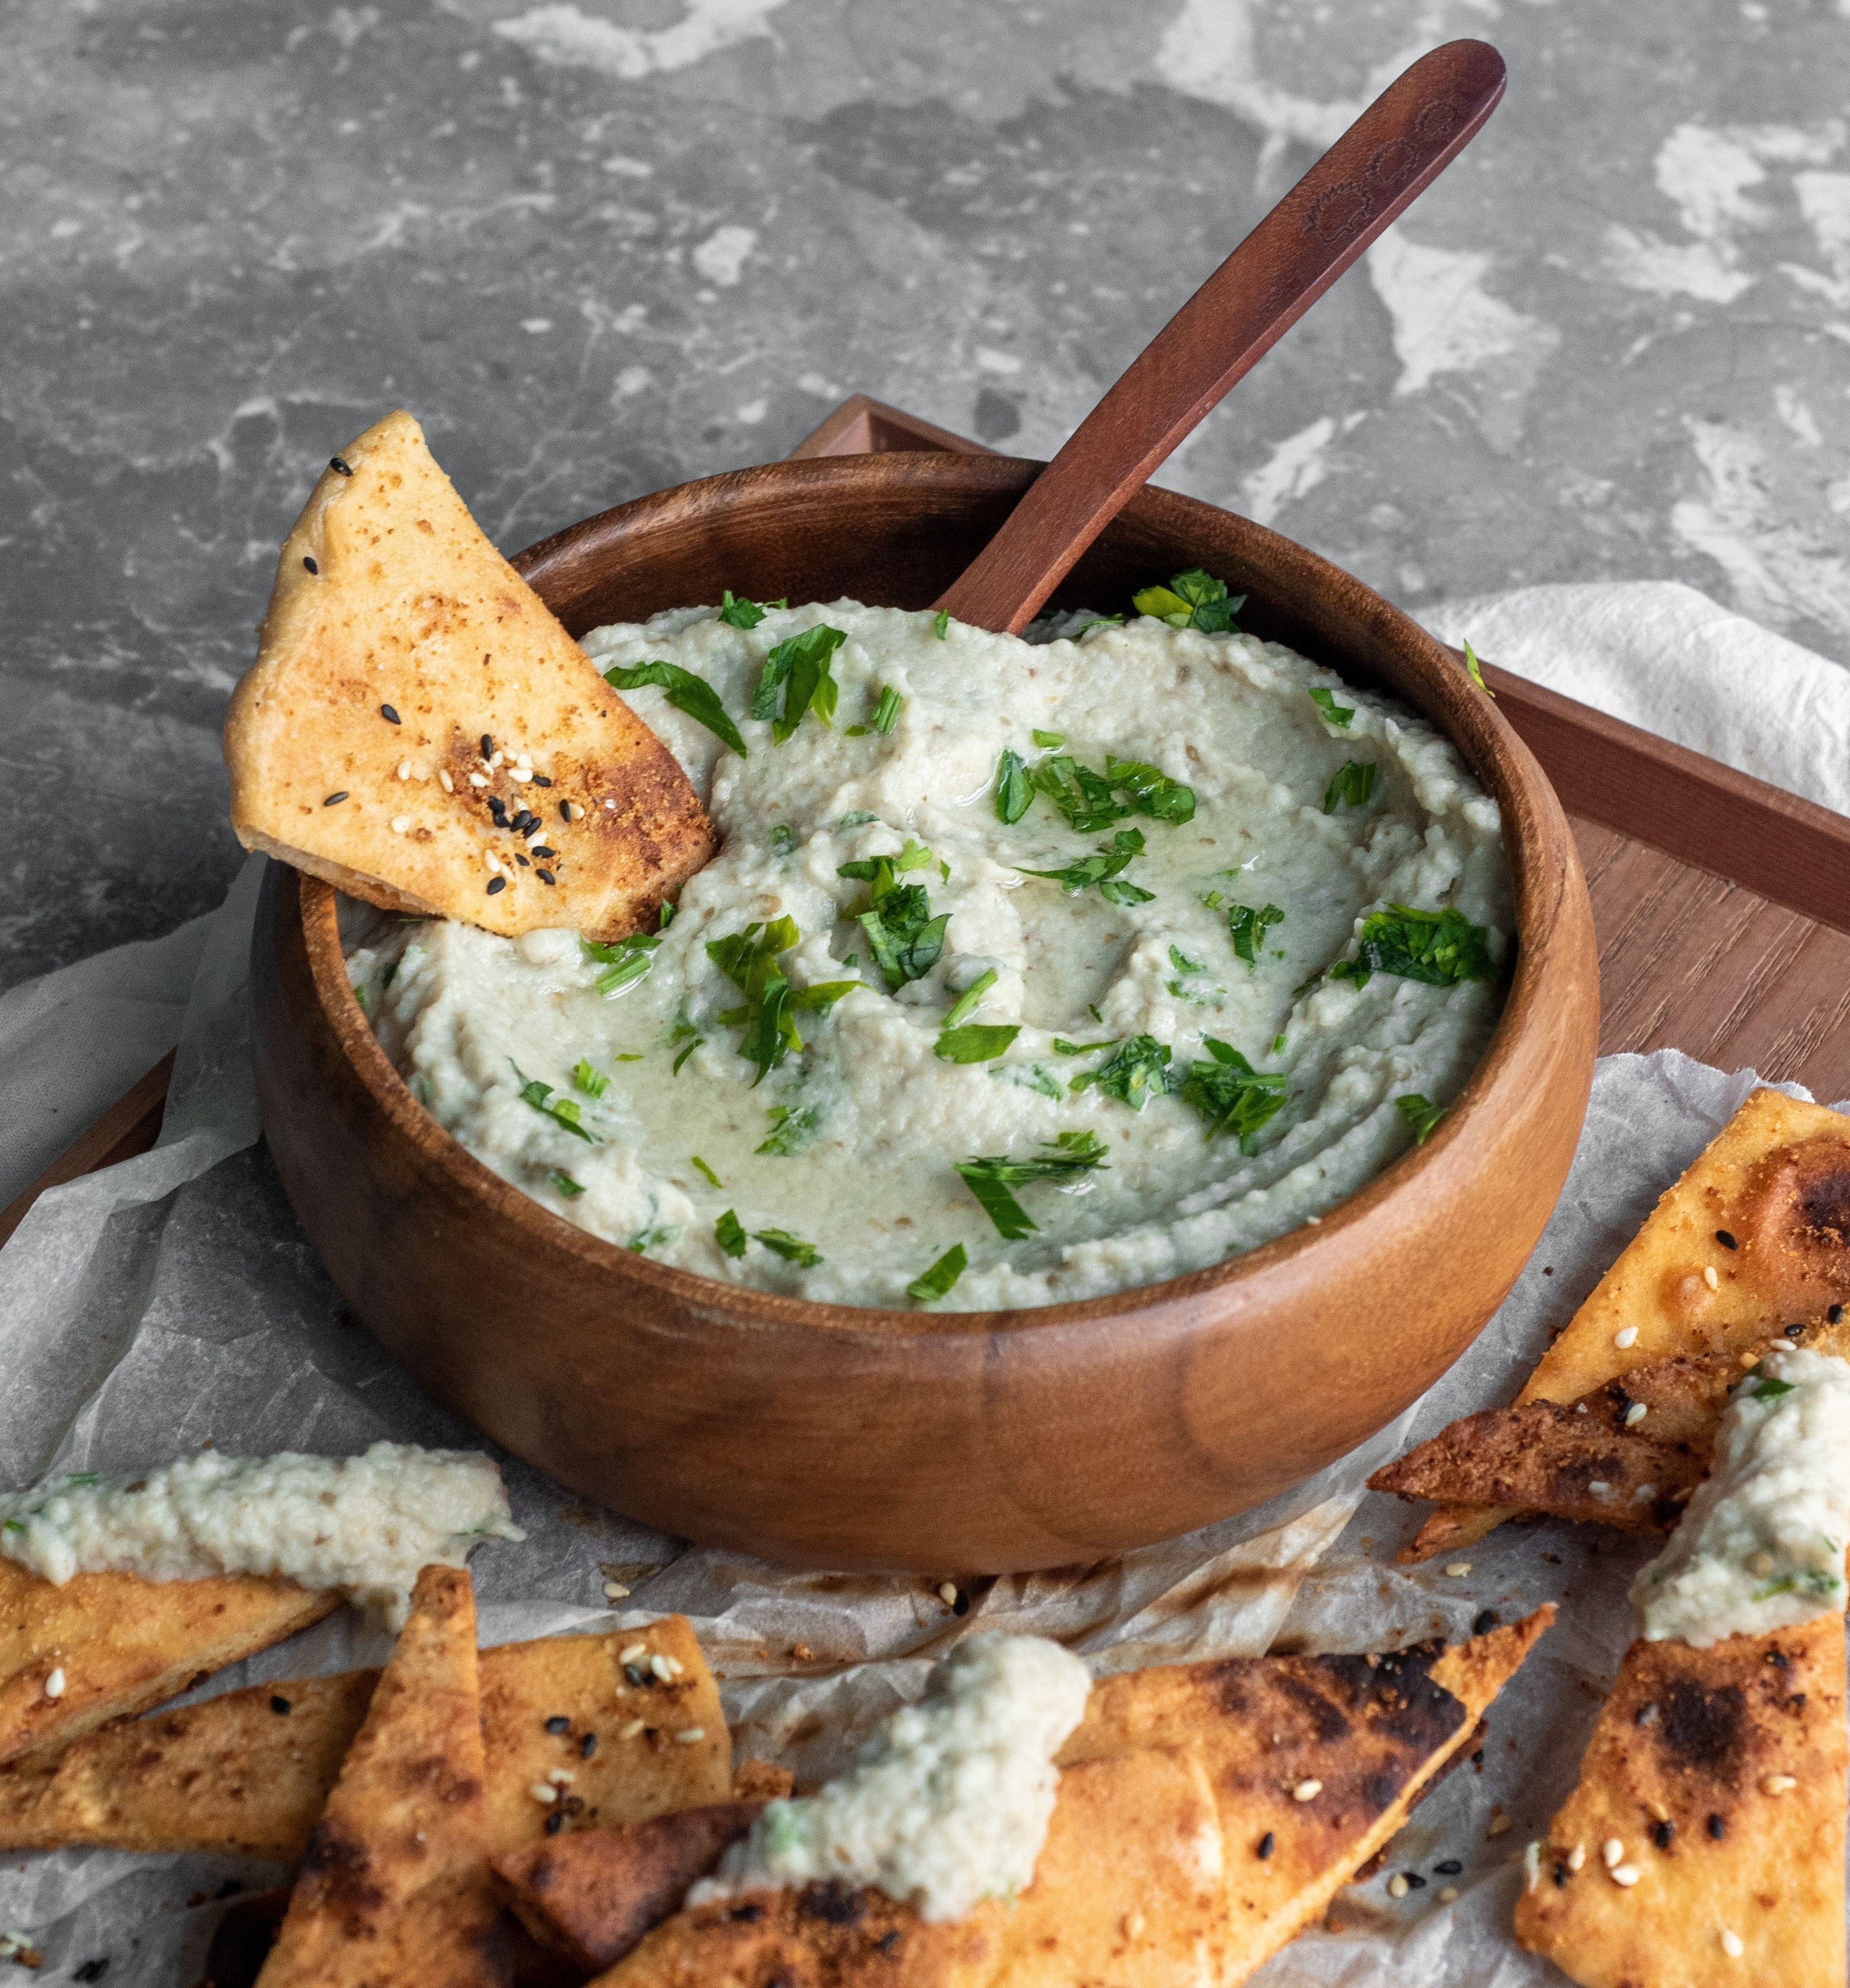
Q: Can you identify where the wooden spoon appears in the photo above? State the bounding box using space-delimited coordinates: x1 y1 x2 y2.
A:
933 38 1506 635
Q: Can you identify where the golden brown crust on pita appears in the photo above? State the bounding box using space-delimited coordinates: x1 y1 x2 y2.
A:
0 1560 337 1769
257 1564 507 1987
731 1757 795 1802
1402 1090 1850 1561
1514 1616 1846 1988
225 411 715 942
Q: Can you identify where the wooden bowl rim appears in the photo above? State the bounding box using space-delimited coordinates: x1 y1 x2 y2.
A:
293 451 1578 1340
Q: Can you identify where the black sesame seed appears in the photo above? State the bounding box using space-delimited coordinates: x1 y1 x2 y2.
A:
380 704 401 725
730 1904 763 1924
1768 1648 1789 1668
531 773 553 787
1832 1304 1844 1324
322 791 347 806
558 803 573 824
1472 1609 1498 1636
1403 1871 1426 1889
329 456 353 476
1635 1701 1659 1726
1652 1820 1674 1850
1786 1324 1806 1339
1707 1812 1726 1840
876 1932 900 1956
515 854 530 867
302 555 319 574
1255 1831 1274 1860
532 846 557 859
481 734 494 758
544 1715 570 1734
544 1809 564 1835
510 811 535 833
486 877 507 896
73 1963 108 1984
1716 1229 1737 1249
537 869 556 885
580 1732 597 1758
1470 1748 1484 1767
1553 1863 1567 1888
269 1695 292 1715
623 1662 649 1688
952 1589 969 1616
1433 1860 1463 1875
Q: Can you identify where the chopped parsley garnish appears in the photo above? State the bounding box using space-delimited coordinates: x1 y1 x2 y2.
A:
1750 1374 1796 1402
669 1010 704 1074
1177 1040 1287 1150
603 660 747 756
907 1244 968 1303
1165 946 1220 1005
550 1170 586 1198
752 624 847 742
934 609 950 639
1104 757 1196 824
1071 1033 1172 1110
1132 567 1244 633
1396 1093 1445 1144
838 809 880 830
707 917 856 1083
935 1023 1022 1064
991 1063 1064 1099
768 824 796 855
1228 902 1284 968
870 685 904 734
1169 945 1203 973
1461 638 1495 697
753 1228 822 1266
1327 905 1497 990
571 1060 610 1099
1073 615 1122 637
1322 760 1376 813
716 1209 748 1256
1308 687 1354 728
581 931 660 996
1032 729 1066 748
691 1155 724 1188
955 1130 1110 1239
628 1220 678 1254
1053 1035 1118 1055
756 1102 818 1155
1019 827 1151 902
994 748 1032 825
942 967 997 1029
513 1066 598 1142
718 589 784 629
839 842 948 990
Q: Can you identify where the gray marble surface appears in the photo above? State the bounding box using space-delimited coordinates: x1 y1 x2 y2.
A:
6 0 1848 990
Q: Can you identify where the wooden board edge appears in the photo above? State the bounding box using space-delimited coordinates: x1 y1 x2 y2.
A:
0 1048 175 1250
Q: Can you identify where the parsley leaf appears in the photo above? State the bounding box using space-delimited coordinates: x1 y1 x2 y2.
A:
1104 757 1196 824
1032 729 1066 748
1022 751 1196 832
955 1131 1110 1239
1019 827 1149 899
1132 567 1244 633
754 1228 822 1267
691 1155 724 1188
718 589 784 629
1177 1040 1287 1151
1071 1033 1173 1110
752 625 847 742
571 1058 610 1098
756 1102 818 1155
1751 1375 1797 1402
1053 1036 1118 1055
942 967 997 1029
603 660 747 756
994 748 1032 825
1327 905 1498 990
837 809 880 830
1461 638 1495 697
839 843 949 990
1228 902 1284 968
581 931 660 997
935 1023 1022 1064
513 1065 598 1142
1396 1093 1445 1144
1322 760 1376 812
550 1169 586 1198
871 685 904 734
707 918 853 1083
933 609 950 639
992 1062 1064 1099
1028 753 1129 833
907 1244 968 1302
1308 686 1354 728
715 1209 747 1257
669 1009 704 1074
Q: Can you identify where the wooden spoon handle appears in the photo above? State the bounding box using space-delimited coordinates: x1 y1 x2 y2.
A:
934 38 1506 635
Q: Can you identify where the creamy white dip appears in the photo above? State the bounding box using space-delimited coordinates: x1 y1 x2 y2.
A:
692 1634 1089 1922
0 1442 522 1630
1634 1346 1850 1647
347 599 1507 1309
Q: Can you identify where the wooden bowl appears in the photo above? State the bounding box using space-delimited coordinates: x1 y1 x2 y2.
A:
250 453 1598 1573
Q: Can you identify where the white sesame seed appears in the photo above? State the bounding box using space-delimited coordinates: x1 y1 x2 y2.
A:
390 815 411 834
1633 1483 1658 1502
1624 1401 1647 1427
1438 1886 1458 1905
516 756 533 773
396 760 412 780
1615 1326 1639 1349
664 1654 684 1676
1610 1864 1640 1887
1762 1773 1797 1796
546 1767 576 1785
619 1717 646 1739
439 769 454 793
619 1642 648 1663
1567 1843 1587 1871
603 1580 631 1600
1292 1778 1322 1802
604 798 617 809
43 1668 64 1700
486 852 502 873
1602 1838 1624 1868
489 751 504 769
938 1582 958 1605
1444 1561 1473 1577
1388 1874 1410 1899
1589 1481 1611 1498
1522 1842 1542 1893
675 1728 706 1744
526 831 544 849
510 768 533 783
1486 1812 1512 1837
1719 1928 1743 1958
468 772 489 788
650 1653 673 1682
1123 1911 1145 1939
528 1781 558 1805
1703 1265 1719 1291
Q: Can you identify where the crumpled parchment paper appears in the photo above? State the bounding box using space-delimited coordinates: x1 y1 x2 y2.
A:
0 858 1839 1983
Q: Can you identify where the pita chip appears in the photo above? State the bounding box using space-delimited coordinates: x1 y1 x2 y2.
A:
0 1559 337 1768
1514 1614 1846 1988
256 1564 506 1988
225 410 715 942
1386 1087 1850 1561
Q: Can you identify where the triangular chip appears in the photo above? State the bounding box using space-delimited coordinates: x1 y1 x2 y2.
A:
0 1614 729 1860
225 411 715 940
596 1610 1551 1988
1393 1088 1850 1560
256 1564 506 1987
0 1559 337 1768
1514 1614 1846 1987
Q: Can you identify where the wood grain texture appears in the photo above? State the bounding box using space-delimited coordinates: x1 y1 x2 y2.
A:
250 449 1598 1572
934 39 1504 633
0 1049 174 1250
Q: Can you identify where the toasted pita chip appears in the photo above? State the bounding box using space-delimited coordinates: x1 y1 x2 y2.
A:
1402 1088 1850 1561
0 1559 337 1768
0 1615 728 1860
1514 1614 1846 1988
257 1565 505 1988
731 1757 794 1802
597 1610 1551 1988
225 410 715 942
